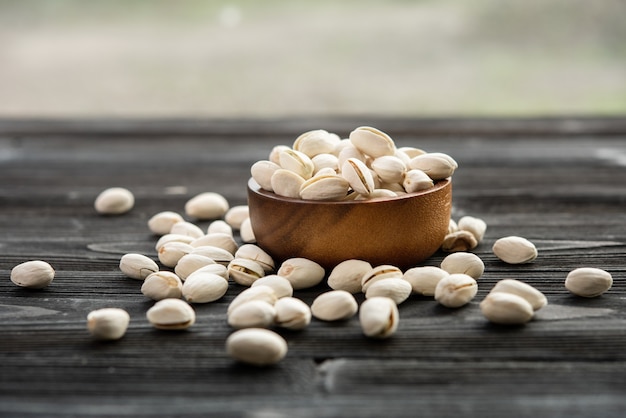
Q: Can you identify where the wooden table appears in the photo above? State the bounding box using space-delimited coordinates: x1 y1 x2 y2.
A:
1 117 625 417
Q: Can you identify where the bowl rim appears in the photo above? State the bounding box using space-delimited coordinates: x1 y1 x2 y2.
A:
247 177 451 206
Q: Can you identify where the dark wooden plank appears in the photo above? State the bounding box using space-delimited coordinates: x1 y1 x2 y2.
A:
1 119 626 417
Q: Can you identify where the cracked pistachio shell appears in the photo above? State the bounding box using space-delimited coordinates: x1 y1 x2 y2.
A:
337 144 367 169
371 155 407 184
327 259 372 294
440 252 485 280
492 236 538 264
251 160 281 192
251 275 293 298
94 187 134 215
228 300 276 329
141 271 183 300
341 158 375 196
312 153 339 174
190 233 238 255
408 152 458 181
277 258 325 290
154 233 195 251
235 244 275 273
565 267 612 298
299 174 350 201
227 285 277 315
397 146 426 159
293 129 339 157
359 296 399 339
119 253 159 280
182 272 229 303
278 148 315 179
146 298 196 330
228 258 265 286
207 220 233 236
170 221 205 239
226 328 287 366
224 205 249 230
191 245 234 266
349 126 396 158
274 297 311 330
174 254 216 281
434 274 478 308
361 265 403 292
240 217 256 243
10 260 55 289
457 216 487 243
364 278 412 305
186 263 229 282
402 266 449 296
311 290 358 321
148 211 184 236
314 167 339 177
158 242 193 268
269 145 291 165
271 168 306 199
403 169 434 193
184 192 230 220
490 279 547 311
480 292 534 325
441 230 478 253
87 308 130 341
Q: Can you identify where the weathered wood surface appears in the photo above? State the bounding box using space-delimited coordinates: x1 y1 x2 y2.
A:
1 117 625 417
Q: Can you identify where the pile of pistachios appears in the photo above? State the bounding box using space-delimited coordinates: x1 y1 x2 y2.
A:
7 126 616 367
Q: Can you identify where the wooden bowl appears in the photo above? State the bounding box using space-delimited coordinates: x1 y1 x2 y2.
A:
247 178 452 270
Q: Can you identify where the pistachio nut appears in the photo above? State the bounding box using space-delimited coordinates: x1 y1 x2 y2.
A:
327 259 372 294
181 272 228 304
186 263 229 282
227 300 276 329
565 267 612 298
119 253 159 280
147 211 184 236
226 328 288 366
492 236 538 264
94 187 134 215
312 153 339 174
457 216 487 243
337 144 367 169
87 308 130 341
224 205 250 230
360 189 398 200
271 168 306 199
235 244 275 273
293 129 338 157
371 155 407 184
207 220 234 236
480 292 534 325
434 274 478 308
240 217 256 243
311 290 358 321
251 160 280 192
10 260 55 289
157 241 194 268
408 152 457 180
361 265 403 292
441 230 478 253
402 266 449 296
402 169 434 193
397 146 426 159
359 296 399 339
184 192 230 220
174 253 216 281
170 221 205 239
228 258 265 286
154 233 195 251
274 297 312 330
141 271 183 301
440 252 485 280
146 298 196 330
277 257 325 290
227 285 277 315
269 145 291 165
190 233 239 255
349 126 395 158
489 279 547 311
191 245 234 266
364 278 412 305
251 275 293 298
341 157 375 196
300 173 350 201
278 148 315 179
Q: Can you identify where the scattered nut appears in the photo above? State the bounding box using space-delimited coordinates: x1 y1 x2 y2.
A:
359 296 399 339
364 278 412 305
361 265 403 292
224 205 250 230
327 259 372 294
226 328 287 366
235 244 275 273
158 241 194 268
441 230 478 252
119 253 159 280
146 298 196 330
227 300 276 329
87 308 130 340
147 211 184 236
565 267 613 298
440 252 485 280
274 297 312 330
251 275 293 299
190 233 239 255
311 290 358 321
228 258 265 286
434 274 478 308
239 217 256 243
170 221 204 239
480 292 534 325
457 216 487 243
207 220 233 236
141 271 183 301
94 187 134 215
277 258 326 290
402 266 449 296
489 279 547 311
227 285 277 315
182 272 229 303
492 236 538 264
174 254 216 281
10 260 55 289
184 192 229 220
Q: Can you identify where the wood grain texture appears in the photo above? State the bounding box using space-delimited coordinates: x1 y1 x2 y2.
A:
1 118 625 417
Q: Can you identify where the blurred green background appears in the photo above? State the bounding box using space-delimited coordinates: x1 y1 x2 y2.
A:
1 0 624 117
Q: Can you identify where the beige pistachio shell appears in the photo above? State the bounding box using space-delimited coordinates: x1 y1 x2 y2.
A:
434 274 478 308
94 187 134 215
492 236 538 264
251 275 293 298
240 217 256 244
228 258 265 286
293 129 339 157
312 153 339 174
154 233 195 251
141 271 183 301
489 279 547 311
87 308 130 341
227 300 276 329
191 245 234 266
190 233 239 255
271 168 306 199
186 263 229 282
565 267 612 298
457 216 487 243
441 230 478 253
146 298 196 330
147 211 184 236
207 220 233 236
170 221 204 239
327 259 372 294
361 265 403 292
184 192 230 220
226 328 287 366
349 126 395 158
274 297 312 330
235 244 275 273
408 152 457 180
174 254 216 281
119 253 159 280
224 205 250 230
157 241 193 268
227 285 277 315
341 157 375 196
371 155 407 184
311 290 358 321
440 252 485 280
402 266 449 296
359 297 399 339
403 169 434 193
277 258 325 290
364 278 412 305
300 174 350 201
251 160 281 192
480 292 534 325
278 148 315 179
